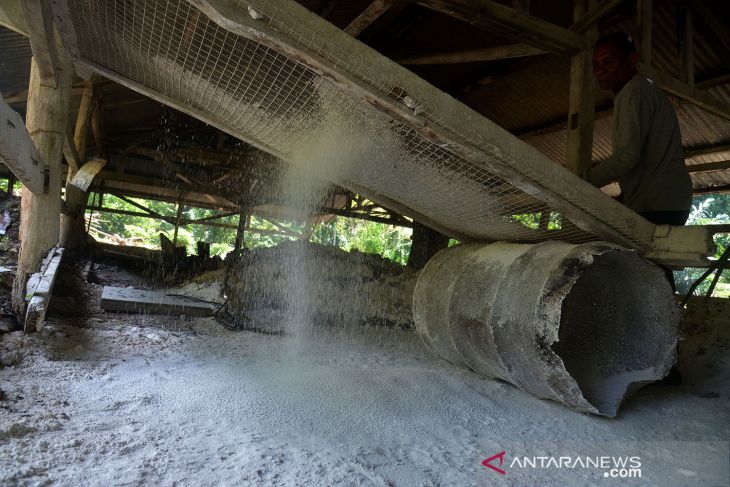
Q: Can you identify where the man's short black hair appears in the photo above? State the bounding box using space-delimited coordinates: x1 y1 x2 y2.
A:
594 32 636 57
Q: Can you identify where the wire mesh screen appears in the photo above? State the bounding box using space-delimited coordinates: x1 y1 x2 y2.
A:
63 0 627 245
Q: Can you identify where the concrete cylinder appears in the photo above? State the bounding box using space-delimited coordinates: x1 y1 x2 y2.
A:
413 241 680 417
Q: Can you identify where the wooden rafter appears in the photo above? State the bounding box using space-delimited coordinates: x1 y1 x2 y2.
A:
396 43 546 65
416 0 588 55
687 160 730 174
569 0 628 33
639 64 730 121
344 0 399 37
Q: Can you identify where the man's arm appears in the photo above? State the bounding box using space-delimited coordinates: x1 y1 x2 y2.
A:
586 84 645 188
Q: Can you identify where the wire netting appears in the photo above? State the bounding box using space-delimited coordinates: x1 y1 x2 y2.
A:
64 0 641 245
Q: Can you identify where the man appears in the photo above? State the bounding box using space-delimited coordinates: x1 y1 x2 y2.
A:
586 33 693 227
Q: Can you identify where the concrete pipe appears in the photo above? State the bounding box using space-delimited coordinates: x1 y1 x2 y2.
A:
413 241 680 417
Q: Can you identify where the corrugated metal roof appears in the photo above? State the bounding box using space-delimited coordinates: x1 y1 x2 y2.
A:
0 27 31 93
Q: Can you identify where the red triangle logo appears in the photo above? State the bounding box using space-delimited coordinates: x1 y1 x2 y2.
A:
482 451 506 475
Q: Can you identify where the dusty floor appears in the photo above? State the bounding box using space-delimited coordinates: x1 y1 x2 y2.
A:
1 307 729 486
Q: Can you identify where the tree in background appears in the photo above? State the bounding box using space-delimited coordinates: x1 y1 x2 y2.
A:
675 194 730 297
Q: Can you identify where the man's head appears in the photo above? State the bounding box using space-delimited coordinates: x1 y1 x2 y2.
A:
592 33 639 93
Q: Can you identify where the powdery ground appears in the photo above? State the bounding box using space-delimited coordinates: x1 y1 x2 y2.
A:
1 312 728 487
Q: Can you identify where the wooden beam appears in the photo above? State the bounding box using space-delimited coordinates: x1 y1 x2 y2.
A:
687 160 730 174
566 0 596 175
569 0 627 33
73 75 96 166
696 73 730 91
415 0 588 55
638 64 730 121
686 144 730 159
0 93 46 194
676 0 694 86
91 95 104 157
637 0 652 66
396 43 546 65
20 0 58 88
69 158 107 192
111 193 165 218
693 185 730 196
24 247 63 332
344 0 399 37
2 86 88 105
63 131 81 172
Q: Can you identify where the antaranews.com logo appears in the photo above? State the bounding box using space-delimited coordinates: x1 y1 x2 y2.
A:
482 450 642 479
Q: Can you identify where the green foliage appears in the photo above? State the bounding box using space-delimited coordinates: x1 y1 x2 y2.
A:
310 217 412 265
86 193 413 264
675 194 730 297
509 211 563 230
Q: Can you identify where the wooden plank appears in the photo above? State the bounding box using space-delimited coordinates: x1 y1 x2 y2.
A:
637 0 652 66
344 0 399 37
24 247 63 332
639 64 730 121
569 0 627 33
0 93 46 194
20 0 58 88
415 0 588 55
100 286 217 316
396 44 546 65
687 160 730 174
70 157 107 191
566 0 596 175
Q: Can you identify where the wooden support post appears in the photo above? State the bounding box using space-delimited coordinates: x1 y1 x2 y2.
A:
173 199 184 246
60 76 98 253
91 95 104 157
566 0 596 175
637 0 652 67
72 75 96 169
6 174 16 197
20 0 59 88
676 0 694 86
233 209 247 254
407 222 449 270
12 52 73 320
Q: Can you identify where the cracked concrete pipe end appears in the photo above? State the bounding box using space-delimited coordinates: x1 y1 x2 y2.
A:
412 241 680 417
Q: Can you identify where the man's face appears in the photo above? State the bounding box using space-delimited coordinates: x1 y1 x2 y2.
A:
592 42 638 93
